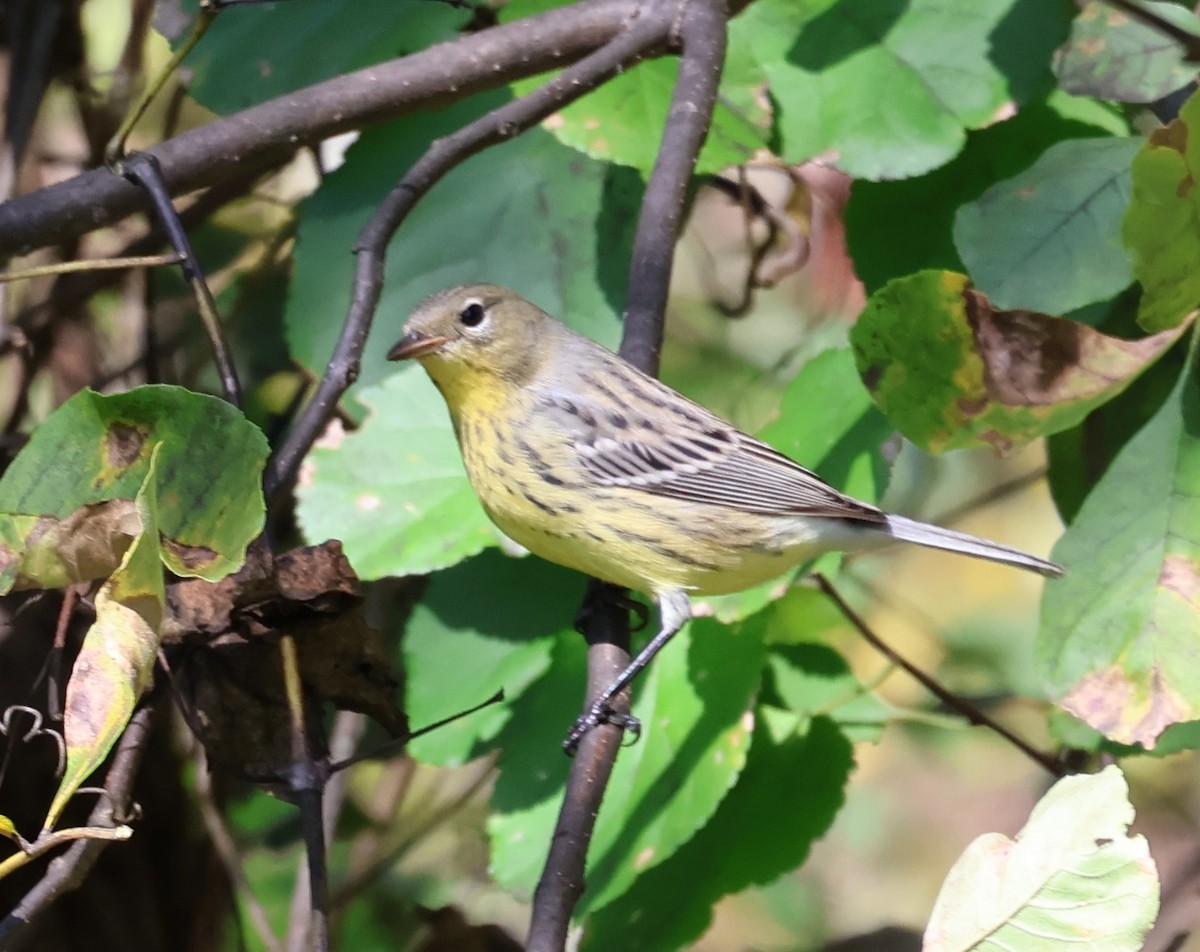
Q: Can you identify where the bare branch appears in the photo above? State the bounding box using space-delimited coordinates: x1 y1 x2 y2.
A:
528 585 631 952
529 2 731 947
118 152 243 406
0 0 648 259
812 574 1065 778
619 0 728 374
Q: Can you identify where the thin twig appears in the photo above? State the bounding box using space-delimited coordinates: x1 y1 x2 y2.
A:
0 704 154 947
1 159 284 358
264 1 678 499
103 6 219 164
0 253 183 283
193 749 284 952
117 152 243 406
277 633 330 952
528 2 730 948
329 689 504 774
46 587 77 723
812 574 1064 778
0 823 133 881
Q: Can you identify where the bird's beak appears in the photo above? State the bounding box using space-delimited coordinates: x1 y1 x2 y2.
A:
387 330 449 361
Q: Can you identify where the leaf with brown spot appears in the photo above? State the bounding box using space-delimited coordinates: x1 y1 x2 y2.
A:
1059 666 1189 749
0 385 267 587
104 421 150 473
44 451 166 831
0 502 139 592
850 271 1190 454
1038 334 1200 749
1054 0 1200 104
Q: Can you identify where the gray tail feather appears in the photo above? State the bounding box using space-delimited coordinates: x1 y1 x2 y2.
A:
884 514 1062 578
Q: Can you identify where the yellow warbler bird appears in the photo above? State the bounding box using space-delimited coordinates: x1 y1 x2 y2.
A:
388 284 1061 748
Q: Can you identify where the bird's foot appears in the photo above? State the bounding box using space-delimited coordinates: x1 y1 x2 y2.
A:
562 702 641 756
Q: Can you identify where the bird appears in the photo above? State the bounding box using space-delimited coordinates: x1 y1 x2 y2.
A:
388 284 1062 751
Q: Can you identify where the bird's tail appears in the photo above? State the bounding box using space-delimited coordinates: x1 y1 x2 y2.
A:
883 514 1062 578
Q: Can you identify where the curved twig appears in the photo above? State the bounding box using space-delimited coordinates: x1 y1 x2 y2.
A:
527 1 730 948
812 574 1065 778
265 0 678 498
117 152 243 406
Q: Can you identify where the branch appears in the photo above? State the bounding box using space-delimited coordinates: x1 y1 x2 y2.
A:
528 2 730 948
0 0 646 259
619 0 727 374
264 0 678 498
812 574 1064 778
118 152 243 406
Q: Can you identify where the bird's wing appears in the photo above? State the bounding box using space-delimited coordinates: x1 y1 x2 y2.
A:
538 378 885 522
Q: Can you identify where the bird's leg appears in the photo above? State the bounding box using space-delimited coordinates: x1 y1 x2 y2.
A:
563 589 691 754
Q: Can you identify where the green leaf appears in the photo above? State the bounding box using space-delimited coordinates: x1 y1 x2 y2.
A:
296 368 497 580
506 11 770 174
581 710 853 951
1046 306 1183 523
286 91 630 410
847 94 1127 295
487 613 766 912
578 613 766 914
170 0 469 114
1054 0 1200 104
1125 91 1200 332
734 0 1068 179
0 385 267 586
851 271 1189 454
402 550 579 765
954 137 1141 315
1038 333 1200 749
764 639 889 744
925 765 1159 952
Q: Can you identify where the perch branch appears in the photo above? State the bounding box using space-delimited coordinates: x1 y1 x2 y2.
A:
528 1 730 948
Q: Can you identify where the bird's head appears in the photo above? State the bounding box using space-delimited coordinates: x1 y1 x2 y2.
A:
387 284 553 392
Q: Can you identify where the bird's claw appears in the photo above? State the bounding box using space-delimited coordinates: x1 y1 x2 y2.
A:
562 702 642 755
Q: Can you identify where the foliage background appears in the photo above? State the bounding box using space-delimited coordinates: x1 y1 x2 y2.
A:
0 0 1195 949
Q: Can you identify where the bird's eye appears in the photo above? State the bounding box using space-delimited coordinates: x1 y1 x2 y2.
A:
459 301 486 327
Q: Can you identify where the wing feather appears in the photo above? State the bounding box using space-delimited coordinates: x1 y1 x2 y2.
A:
541 373 884 523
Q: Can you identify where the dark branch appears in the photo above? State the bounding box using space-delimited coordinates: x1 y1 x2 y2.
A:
619 0 727 375
265 0 677 499
528 585 631 952
117 152 243 406
528 2 731 948
0 0 646 259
